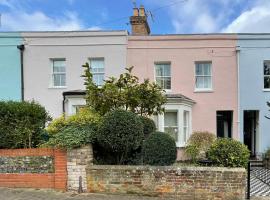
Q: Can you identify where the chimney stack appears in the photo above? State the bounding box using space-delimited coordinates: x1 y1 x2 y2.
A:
130 5 150 35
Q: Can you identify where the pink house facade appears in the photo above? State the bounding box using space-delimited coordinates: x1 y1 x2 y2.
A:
127 34 238 158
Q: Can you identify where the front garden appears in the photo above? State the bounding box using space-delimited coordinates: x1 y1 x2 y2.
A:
0 63 250 199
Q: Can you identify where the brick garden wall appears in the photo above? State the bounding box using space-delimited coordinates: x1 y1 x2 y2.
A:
0 148 67 191
86 165 246 199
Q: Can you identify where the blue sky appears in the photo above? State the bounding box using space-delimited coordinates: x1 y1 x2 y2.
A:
0 0 270 33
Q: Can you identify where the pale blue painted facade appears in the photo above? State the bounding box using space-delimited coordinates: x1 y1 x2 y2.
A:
0 33 22 101
238 34 270 155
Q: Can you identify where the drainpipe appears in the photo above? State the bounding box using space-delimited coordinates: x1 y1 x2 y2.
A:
236 47 241 142
17 45 25 101
62 93 66 114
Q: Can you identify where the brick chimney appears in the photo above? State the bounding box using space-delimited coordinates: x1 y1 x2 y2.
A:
130 5 150 35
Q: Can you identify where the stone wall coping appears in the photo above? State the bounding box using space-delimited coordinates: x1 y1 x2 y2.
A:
86 165 246 172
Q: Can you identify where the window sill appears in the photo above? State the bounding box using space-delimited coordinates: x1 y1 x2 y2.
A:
176 143 187 148
48 86 67 89
263 89 270 92
194 89 213 93
164 89 172 93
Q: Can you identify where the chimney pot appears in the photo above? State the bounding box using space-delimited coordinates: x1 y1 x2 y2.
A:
139 5 145 16
130 5 150 35
133 8 139 16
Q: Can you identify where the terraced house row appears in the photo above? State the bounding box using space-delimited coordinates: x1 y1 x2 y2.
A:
0 6 269 159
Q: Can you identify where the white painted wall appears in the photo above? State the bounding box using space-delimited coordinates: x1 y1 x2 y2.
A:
22 31 128 118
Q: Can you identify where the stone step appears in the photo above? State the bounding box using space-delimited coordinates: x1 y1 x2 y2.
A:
250 160 264 168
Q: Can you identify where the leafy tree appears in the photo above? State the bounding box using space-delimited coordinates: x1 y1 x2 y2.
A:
82 63 167 116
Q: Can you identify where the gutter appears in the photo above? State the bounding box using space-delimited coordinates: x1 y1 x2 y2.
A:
236 46 241 142
17 45 25 101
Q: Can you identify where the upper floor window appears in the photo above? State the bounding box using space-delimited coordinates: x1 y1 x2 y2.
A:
195 62 212 91
264 61 270 89
155 63 171 90
89 58 105 86
52 59 66 87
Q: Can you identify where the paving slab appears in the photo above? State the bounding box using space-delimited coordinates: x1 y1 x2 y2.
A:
0 187 161 200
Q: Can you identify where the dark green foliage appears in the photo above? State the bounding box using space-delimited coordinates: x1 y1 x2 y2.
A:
139 116 156 138
43 123 97 149
0 101 51 149
185 144 200 164
97 110 144 164
207 138 250 168
82 63 167 116
264 148 270 159
142 132 177 166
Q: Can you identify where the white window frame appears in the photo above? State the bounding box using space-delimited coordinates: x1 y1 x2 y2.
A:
50 58 66 88
183 110 190 144
156 104 192 147
64 96 86 116
154 62 172 91
89 57 105 86
164 111 179 142
263 60 270 90
195 61 213 92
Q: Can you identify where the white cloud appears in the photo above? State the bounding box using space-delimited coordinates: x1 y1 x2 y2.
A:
1 11 84 31
168 0 221 33
0 0 93 31
222 2 270 33
0 0 14 8
87 26 102 31
67 0 75 5
146 0 263 33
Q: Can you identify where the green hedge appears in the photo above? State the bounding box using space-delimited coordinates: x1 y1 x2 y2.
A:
43 123 97 149
207 138 250 168
0 101 51 149
142 132 176 166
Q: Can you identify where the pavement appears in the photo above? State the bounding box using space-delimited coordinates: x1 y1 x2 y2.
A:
1 187 270 200
0 187 161 200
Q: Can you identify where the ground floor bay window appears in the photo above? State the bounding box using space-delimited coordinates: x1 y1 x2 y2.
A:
154 94 195 147
63 91 194 148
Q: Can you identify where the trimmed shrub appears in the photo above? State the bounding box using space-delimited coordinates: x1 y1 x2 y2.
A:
207 138 250 168
97 109 144 164
0 101 51 149
138 116 156 138
142 132 177 166
264 148 270 159
185 144 200 164
46 108 100 135
42 123 97 149
185 131 216 162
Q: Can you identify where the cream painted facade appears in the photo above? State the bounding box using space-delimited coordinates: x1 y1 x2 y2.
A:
22 31 128 118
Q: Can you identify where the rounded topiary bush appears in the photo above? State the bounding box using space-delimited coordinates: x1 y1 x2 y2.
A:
142 132 177 166
97 109 144 164
207 138 250 168
185 131 216 162
139 116 156 138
